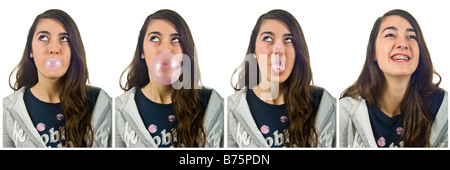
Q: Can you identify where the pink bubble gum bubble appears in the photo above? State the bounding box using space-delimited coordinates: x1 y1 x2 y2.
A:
150 52 182 85
45 58 62 71
271 39 286 74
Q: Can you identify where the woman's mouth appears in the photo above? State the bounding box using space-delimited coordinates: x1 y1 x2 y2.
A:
391 54 411 62
271 54 286 75
160 61 170 69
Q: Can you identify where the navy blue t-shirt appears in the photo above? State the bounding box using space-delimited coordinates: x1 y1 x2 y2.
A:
24 87 100 147
246 87 323 147
367 88 445 147
135 88 212 147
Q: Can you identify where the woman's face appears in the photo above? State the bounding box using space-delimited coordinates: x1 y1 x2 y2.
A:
142 19 183 82
255 19 296 83
31 18 71 80
375 15 420 78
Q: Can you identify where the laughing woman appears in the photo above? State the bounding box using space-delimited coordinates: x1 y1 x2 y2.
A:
340 9 448 148
3 9 112 148
228 9 336 148
115 9 224 148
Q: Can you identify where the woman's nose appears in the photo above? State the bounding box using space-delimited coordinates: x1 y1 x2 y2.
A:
273 39 285 56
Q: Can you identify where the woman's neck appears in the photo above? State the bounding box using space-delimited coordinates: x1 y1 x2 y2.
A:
377 75 410 117
30 79 60 103
141 80 174 104
253 82 285 105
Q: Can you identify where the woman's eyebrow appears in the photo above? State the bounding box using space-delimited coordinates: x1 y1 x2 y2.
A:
382 26 415 33
170 33 181 37
260 31 293 37
406 28 415 32
147 31 162 37
283 33 293 37
260 31 275 37
59 32 69 36
36 30 51 35
382 26 397 33
36 31 69 36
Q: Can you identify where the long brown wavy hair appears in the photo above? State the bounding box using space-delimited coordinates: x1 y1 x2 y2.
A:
231 9 318 147
120 9 206 147
9 9 95 147
340 9 441 147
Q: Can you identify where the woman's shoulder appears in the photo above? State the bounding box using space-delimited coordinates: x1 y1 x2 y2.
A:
87 86 101 101
311 86 336 105
311 86 331 98
227 87 247 102
427 87 447 118
114 87 137 106
3 87 27 107
89 87 112 131
436 87 447 93
339 95 364 114
87 86 111 105
312 86 336 124
432 87 447 98
226 87 249 112
339 94 363 104
201 87 224 102
199 87 224 113
199 87 213 103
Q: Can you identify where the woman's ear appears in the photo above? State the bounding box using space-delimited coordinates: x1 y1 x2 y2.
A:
30 52 33 58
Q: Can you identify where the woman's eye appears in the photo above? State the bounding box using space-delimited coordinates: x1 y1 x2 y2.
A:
384 33 395 38
172 37 180 43
38 35 48 41
285 38 293 43
61 37 69 42
150 36 160 42
408 35 417 40
263 36 272 42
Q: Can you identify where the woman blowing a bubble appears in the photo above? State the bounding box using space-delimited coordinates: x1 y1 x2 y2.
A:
227 9 336 148
115 9 224 148
3 9 112 148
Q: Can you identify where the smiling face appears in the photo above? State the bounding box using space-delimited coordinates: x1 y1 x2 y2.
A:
375 15 420 78
141 19 183 84
31 18 71 80
255 19 296 83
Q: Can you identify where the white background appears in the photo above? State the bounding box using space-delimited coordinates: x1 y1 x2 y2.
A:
0 0 449 147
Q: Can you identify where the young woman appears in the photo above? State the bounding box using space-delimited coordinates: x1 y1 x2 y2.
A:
3 9 112 148
340 9 448 148
228 9 336 148
115 9 224 148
